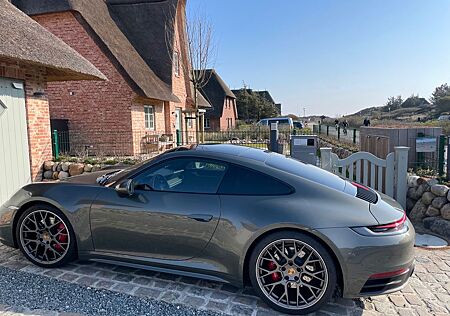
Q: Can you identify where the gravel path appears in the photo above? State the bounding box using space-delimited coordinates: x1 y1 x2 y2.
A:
0 266 220 316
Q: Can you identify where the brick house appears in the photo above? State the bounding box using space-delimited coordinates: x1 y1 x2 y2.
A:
0 1 104 206
14 0 206 155
197 70 238 131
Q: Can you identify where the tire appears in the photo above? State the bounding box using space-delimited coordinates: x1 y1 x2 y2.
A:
16 204 76 268
249 231 337 315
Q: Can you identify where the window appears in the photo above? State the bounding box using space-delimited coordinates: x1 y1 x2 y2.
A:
173 51 180 76
227 118 233 129
187 113 193 128
144 105 155 130
204 117 210 129
218 164 293 195
134 158 228 194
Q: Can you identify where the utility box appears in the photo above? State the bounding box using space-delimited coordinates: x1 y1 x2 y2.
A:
290 135 318 164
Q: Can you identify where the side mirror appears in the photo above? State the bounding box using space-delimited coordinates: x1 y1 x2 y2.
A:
115 179 135 196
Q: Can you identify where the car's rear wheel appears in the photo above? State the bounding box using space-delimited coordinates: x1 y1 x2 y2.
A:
16 205 76 268
249 231 337 315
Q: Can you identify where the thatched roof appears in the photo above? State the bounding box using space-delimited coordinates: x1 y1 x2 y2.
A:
107 0 181 87
0 0 105 82
197 69 236 118
13 0 179 102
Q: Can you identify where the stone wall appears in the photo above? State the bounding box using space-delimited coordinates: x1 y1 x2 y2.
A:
42 161 104 180
407 176 450 238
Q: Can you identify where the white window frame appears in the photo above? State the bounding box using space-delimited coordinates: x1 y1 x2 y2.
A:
187 112 193 128
144 105 155 130
204 117 210 129
173 51 180 76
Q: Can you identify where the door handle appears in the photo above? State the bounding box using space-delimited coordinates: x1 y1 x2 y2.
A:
188 214 213 222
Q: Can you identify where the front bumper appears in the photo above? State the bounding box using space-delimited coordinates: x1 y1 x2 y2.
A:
0 203 18 248
317 220 415 298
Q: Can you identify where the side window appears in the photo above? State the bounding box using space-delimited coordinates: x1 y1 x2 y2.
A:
134 158 228 194
218 165 293 196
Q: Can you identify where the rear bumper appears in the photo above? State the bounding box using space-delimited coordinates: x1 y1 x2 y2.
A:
317 220 415 298
359 264 414 296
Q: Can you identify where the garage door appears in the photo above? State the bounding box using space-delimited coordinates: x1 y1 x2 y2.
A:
0 77 31 206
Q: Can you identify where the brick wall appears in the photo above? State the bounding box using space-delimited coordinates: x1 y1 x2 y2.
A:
219 97 237 131
0 60 52 181
33 12 142 155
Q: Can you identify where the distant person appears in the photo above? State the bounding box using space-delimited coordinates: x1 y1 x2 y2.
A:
342 120 349 135
363 118 371 127
334 119 339 130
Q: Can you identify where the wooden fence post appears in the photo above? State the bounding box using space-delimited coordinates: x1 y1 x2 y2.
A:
320 147 333 171
394 147 409 209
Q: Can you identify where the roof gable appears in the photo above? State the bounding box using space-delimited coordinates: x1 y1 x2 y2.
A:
13 0 179 102
197 69 235 118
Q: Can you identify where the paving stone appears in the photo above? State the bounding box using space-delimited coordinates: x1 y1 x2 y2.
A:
112 273 134 282
210 291 231 301
43 269 65 278
160 291 181 303
403 294 424 306
205 300 228 312
74 266 99 276
76 276 99 286
189 286 212 297
229 303 255 315
132 276 154 287
95 270 116 279
182 295 206 308
58 273 79 282
232 295 257 306
111 283 136 294
134 287 162 299
152 280 170 289
321 303 350 314
94 280 115 289
388 295 408 307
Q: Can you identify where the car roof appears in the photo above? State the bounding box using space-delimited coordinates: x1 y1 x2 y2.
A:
193 144 273 162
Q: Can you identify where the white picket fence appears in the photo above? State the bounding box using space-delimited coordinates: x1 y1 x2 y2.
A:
320 147 409 208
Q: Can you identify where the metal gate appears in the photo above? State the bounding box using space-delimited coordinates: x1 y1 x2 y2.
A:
0 77 30 206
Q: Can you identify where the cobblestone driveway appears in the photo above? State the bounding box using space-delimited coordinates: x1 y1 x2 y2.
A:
0 244 449 315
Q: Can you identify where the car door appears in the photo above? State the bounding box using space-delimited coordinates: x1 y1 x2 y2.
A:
89 157 227 260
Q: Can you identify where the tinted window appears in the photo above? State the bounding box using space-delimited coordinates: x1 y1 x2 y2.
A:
218 165 293 195
134 158 227 194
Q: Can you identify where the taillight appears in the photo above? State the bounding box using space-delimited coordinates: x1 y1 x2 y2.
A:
368 212 407 233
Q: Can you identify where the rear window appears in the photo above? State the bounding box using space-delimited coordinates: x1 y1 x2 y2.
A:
218 164 293 196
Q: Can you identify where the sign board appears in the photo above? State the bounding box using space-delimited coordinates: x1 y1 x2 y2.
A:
416 137 437 153
293 138 307 146
270 122 278 131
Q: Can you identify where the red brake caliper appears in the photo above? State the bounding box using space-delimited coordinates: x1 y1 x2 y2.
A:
267 261 281 282
54 223 67 252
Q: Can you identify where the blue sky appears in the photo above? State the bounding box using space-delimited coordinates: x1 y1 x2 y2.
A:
187 0 450 116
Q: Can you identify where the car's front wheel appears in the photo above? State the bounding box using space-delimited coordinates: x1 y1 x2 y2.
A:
16 205 76 268
249 231 337 314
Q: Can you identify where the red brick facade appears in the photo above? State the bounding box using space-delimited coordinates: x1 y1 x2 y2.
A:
206 97 237 131
32 5 195 154
0 59 52 181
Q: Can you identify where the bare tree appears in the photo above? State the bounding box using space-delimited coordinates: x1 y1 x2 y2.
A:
165 3 216 143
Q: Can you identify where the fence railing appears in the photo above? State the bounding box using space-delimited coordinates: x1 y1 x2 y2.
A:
320 146 409 208
314 124 360 145
51 128 314 159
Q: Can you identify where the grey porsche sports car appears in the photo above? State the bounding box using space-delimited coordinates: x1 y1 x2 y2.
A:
0 144 414 314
